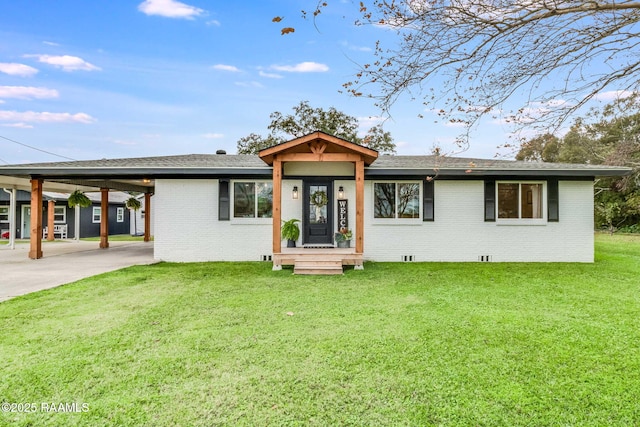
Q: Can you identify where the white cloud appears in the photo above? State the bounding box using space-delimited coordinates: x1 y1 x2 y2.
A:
211 64 240 72
357 116 385 134
0 110 95 124
340 41 372 52
28 55 101 72
259 70 283 79
271 62 329 73
0 63 39 77
1 122 33 129
444 121 468 128
207 19 221 26
593 90 634 102
234 81 264 88
0 86 59 100
43 41 60 47
113 139 138 146
138 0 204 19
202 133 224 139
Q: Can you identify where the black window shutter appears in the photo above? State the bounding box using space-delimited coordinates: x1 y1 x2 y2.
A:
423 180 434 221
219 179 230 221
484 180 496 222
548 178 559 222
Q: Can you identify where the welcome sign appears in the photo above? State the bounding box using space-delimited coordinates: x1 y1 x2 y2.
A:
338 199 348 229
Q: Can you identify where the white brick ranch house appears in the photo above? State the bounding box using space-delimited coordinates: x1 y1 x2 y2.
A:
0 132 630 269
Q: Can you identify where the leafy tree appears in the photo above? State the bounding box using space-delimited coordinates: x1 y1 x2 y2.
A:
288 2 640 143
516 96 640 231
515 134 560 162
236 133 279 155
236 101 396 154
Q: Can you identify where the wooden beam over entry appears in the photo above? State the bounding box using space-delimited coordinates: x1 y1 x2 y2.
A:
276 153 363 163
100 188 109 249
29 178 43 259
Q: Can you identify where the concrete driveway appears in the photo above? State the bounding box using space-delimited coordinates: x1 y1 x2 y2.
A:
0 240 156 302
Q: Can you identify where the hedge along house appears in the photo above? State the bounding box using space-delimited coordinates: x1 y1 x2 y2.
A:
0 132 630 270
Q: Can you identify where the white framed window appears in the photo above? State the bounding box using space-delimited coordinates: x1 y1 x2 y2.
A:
0 206 8 223
116 207 125 223
497 181 546 223
54 206 66 223
92 207 101 223
373 182 421 220
233 181 273 219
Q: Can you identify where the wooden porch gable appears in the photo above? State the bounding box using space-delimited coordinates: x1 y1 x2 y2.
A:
259 132 379 258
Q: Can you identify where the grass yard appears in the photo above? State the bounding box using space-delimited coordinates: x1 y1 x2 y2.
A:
1 235 639 426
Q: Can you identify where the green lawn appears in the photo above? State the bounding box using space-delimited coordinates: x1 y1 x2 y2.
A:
1 235 639 426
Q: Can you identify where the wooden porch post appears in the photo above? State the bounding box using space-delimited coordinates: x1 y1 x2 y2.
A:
29 178 43 259
272 158 282 254
100 188 109 249
144 193 151 242
355 160 365 254
47 200 55 241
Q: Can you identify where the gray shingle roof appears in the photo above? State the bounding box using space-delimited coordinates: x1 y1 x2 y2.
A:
370 155 628 171
0 153 631 177
3 154 268 169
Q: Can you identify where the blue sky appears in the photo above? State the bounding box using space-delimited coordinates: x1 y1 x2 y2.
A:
0 0 617 164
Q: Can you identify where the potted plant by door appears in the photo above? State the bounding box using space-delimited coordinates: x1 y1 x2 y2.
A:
334 228 352 248
281 218 300 247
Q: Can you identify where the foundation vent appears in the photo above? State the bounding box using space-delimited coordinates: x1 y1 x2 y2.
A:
402 255 415 262
478 255 492 262
261 255 272 262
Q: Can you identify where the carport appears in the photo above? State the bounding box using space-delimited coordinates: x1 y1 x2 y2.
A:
0 161 154 259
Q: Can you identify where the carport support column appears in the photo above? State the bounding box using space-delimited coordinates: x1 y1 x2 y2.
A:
144 193 151 242
100 188 109 249
29 178 43 259
47 200 55 241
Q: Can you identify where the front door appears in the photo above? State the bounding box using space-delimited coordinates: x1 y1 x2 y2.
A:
21 205 31 239
303 180 333 245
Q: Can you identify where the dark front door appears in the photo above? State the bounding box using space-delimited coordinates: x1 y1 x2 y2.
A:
303 180 333 245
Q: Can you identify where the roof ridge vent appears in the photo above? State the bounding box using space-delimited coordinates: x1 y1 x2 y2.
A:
216 149 227 155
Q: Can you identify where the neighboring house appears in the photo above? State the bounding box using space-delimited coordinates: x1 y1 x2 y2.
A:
0 190 131 239
0 132 630 265
129 194 152 237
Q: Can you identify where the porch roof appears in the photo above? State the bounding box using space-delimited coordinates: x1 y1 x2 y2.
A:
258 132 379 166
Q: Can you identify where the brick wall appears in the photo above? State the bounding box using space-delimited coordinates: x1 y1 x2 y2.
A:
154 178 595 263
365 180 594 262
154 179 272 262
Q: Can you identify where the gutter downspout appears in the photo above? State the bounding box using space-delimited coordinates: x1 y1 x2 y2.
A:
2 188 16 249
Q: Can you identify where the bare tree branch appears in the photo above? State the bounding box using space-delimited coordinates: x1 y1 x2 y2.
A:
345 0 640 144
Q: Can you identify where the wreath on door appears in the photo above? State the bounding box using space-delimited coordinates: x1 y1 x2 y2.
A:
310 190 328 208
